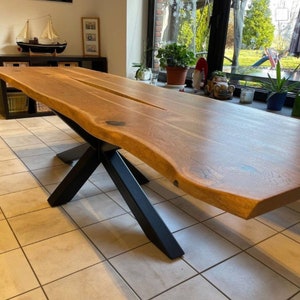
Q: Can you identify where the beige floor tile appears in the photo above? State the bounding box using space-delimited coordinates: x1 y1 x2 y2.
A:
24 230 104 284
0 159 28 176
86 162 106 175
31 164 72 186
43 262 138 300
134 162 163 180
0 187 50 218
10 288 47 300
204 213 277 249
0 249 39 299
110 243 197 299
20 153 64 171
63 193 126 227
203 252 299 300
0 119 26 135
17 117 52 128
0 220 19 253
46 180 101 201
63 128 84 141
83 214 149 258
106 186 175 217
101 181 165 208
118 149 145 165
106 189 131 212
171 194 224 221
3 133 42 147
283 223 300 243
89 169 117 192
174 223 240 272
143 185 167 204
30 128 73 143
256 206 300 231
1 115 300 299
154 201 198 232
247 234 300 286
43 115 69 129
9 207 77 245
0 172 40 195
0 147 17 161
153 275 227 300
147 177 185 200
0 137 8 148
12 143 54 158
46 139 83 154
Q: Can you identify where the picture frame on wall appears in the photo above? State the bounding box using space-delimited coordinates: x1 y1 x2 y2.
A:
82 17 100 56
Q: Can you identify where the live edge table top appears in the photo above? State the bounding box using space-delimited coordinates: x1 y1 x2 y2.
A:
0 66 299 219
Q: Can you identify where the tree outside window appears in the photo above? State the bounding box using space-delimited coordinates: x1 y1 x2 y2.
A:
152 0 300 76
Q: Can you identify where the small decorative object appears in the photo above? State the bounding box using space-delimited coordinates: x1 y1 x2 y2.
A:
156 43 196 85
132 42 152 81
260 60 300 111
240 87 255 104
16 15 67 55
192 57 208 91
82 17 100 56
204 70 235 100
133 63 152 81
291 92 300 117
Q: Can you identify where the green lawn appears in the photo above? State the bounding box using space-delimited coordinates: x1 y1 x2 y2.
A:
224 49 300 71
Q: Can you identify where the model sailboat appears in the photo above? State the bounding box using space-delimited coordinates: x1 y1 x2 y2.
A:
16 16 67 54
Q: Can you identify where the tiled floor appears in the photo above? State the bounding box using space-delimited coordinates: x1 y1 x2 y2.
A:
0 115 299 300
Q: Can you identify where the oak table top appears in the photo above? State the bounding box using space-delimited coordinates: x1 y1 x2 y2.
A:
0 66 299 219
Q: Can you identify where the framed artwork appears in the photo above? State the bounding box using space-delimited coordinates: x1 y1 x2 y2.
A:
82 17 100 56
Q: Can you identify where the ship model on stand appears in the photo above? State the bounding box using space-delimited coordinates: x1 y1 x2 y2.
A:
16 15 67 55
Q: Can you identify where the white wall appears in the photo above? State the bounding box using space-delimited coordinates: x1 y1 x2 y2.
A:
97 0 127 76
0 0 148 77
126 0 149 79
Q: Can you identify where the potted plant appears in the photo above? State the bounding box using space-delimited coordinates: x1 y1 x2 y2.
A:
156 42 196 85
261 60 300 111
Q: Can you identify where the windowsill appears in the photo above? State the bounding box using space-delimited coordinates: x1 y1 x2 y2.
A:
157 80 295 118
227 96 293 117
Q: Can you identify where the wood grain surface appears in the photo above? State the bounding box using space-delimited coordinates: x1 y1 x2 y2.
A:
0 66 299 219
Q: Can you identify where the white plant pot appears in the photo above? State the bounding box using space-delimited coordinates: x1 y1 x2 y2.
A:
240 88 255 104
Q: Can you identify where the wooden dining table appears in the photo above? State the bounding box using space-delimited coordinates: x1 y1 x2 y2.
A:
0 66 299 259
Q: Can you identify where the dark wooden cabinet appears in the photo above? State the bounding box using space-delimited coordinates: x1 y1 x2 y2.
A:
0 55 107 119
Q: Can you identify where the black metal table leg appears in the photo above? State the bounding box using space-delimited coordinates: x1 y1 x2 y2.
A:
101 150 184 259
57 143 149 185
49 111 184 259
48 146 101 206
57 143 90 163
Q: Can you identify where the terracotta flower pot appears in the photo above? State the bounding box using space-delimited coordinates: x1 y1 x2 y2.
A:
166 66 188 85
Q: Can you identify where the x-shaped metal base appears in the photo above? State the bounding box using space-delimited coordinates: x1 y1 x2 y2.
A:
49 111 184 259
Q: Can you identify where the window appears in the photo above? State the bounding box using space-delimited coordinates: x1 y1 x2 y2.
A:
148 0 300 93
149 0 213 69
224 0 300 90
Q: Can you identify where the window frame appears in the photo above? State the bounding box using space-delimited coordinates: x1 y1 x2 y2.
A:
146 0 231 77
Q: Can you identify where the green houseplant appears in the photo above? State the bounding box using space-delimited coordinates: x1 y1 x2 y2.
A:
261 60 300 111
156 43 196 85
